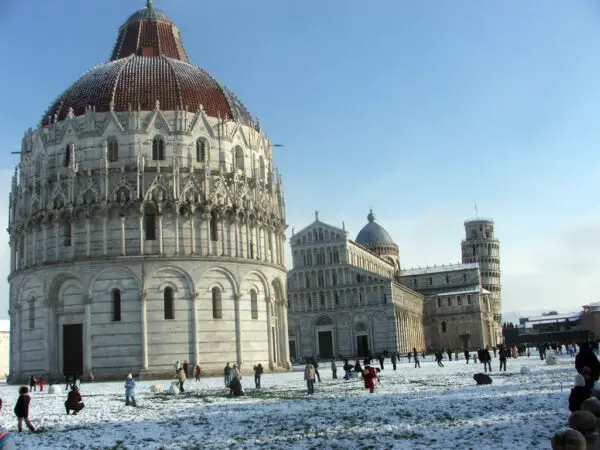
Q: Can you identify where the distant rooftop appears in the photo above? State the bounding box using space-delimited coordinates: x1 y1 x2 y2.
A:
400 262 479 276
521 312 580 324
430 285 486 297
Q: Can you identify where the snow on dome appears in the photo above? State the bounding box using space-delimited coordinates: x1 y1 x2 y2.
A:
42 1 255 127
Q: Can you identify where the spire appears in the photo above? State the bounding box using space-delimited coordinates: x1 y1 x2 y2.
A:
315 211 319 222
147 0 153 8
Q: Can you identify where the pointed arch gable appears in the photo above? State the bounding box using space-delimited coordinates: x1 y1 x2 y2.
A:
158 281 179 294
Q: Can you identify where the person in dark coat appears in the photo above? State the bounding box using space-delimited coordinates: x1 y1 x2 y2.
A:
229 376 245 397
253 363 264 388
65 386 85 415
14 387 35 433
569 374 591 412
391 353 397 371
377 354 385 370
354 360 363 377
312 358 321 383
576 342 600 387
413 348 421 368
499 346 507 372
182 360 190 378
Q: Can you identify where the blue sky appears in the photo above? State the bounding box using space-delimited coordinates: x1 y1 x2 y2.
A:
1 0 599 319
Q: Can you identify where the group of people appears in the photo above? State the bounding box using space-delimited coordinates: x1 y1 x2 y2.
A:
569 341 600 412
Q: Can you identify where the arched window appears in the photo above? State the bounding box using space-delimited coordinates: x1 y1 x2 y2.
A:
250 289 258 320
259 156 265 179
107 138 119 162
320 292 325 307
164 287 174 320
64 144 73 167
144 211 156 240
152 136 165 161
112 289 121 322
29 298 35 330
196 139 206 163
441 321 447 333
210 210 218 241
212 287 222 319
234 147 244 170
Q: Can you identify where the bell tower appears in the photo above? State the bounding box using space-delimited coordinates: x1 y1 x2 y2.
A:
461 218 502 343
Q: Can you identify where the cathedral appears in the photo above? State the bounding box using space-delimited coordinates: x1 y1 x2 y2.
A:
287 212 502 360
7 1 290 381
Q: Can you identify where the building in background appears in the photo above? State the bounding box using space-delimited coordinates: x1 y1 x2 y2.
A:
287 212 502 360
8 1 290 382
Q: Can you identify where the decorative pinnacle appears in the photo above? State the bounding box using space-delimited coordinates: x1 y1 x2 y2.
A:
147 0 153 8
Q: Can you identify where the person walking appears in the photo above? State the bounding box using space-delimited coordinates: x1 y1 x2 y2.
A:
363 362 380 394
391 353 397 371
464 350 470 364
413 348 421 368
194 365 201 382
483 347 492 372
312 358 321 383
14 387 35 433
304 361 316 395
331 360 337 379
38 378 45 392
124 374 137 407
224 363 232 388
254 363 264 388
182 360 190 378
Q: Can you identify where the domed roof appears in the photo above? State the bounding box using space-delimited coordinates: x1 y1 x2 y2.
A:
41 2 254 127
125 1 171 23
355 210 396 248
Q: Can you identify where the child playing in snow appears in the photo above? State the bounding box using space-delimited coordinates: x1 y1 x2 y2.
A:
13 387 35 433
363 362 380 394
124 374 137 407
569 374 591 412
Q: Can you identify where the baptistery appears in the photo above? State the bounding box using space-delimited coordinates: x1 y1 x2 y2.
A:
8 1 290 381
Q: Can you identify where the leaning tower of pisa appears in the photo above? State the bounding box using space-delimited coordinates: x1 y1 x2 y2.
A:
461 218 502 343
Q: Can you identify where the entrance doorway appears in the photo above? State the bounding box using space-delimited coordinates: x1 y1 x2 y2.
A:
318 331 333 359
63 324 83 376
356 335 369 357
289 340 297 361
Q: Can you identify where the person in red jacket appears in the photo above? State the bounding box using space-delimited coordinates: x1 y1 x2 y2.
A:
363 362 380 394
38 378 45 392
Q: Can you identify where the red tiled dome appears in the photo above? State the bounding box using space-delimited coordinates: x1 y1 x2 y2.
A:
42 2 253 127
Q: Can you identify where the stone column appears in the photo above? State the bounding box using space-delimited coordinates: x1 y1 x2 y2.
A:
85 218 91 257
120 216 126 256
23 231 28 267
190 211 196 255
55 223 59 261
240 219 248 258
45 305 54 374
204 213 211 256
269 229 275 263
234 293 243 367
220 216 226 256
83 295 92 377
233 217 240 257
266 299 274 369
32 227 36 265
42 223 48 263
158 214 164 255
139 215 145 255
281 301 291 368
140 292 148 371
192 292 199 366
174 212 180 255
102 216 108 256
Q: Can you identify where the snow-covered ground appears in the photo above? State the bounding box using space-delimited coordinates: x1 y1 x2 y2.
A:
3 355 575 449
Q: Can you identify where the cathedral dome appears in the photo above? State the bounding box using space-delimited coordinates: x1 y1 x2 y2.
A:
355 210 396 248
42 1 253 127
